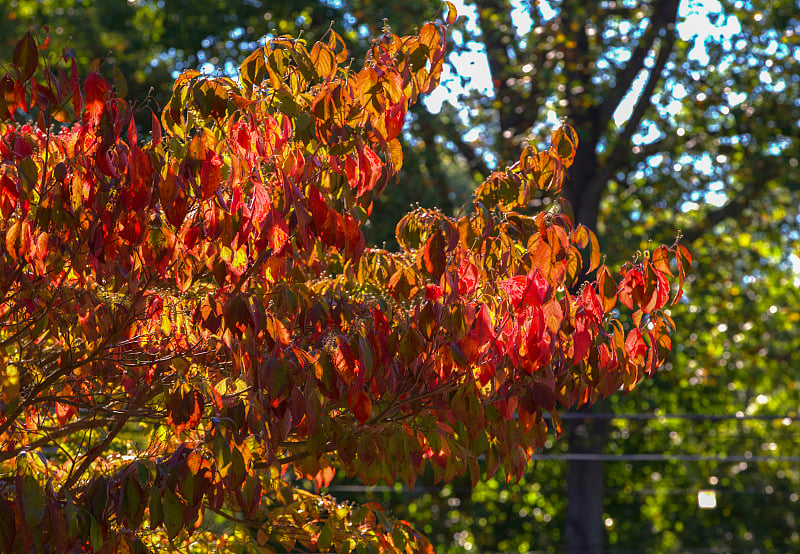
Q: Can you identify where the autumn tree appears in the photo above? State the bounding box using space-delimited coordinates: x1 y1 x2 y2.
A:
0 7 688 552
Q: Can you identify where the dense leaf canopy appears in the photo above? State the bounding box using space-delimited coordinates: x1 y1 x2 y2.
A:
0 7 690 553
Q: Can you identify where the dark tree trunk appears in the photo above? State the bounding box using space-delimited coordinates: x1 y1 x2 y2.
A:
565 416 609 554
563 136 607 554
469 2 679 550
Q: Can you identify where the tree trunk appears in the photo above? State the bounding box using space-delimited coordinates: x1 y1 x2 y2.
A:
564 135 607 554
565 415 609 554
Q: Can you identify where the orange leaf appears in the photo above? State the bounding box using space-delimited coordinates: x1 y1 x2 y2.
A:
597 266 617 313
651 245 672 276
444 1 458 24
549 124 578 167
349 388 372 424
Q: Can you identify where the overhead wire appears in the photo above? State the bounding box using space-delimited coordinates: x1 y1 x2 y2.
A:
545 412 800 421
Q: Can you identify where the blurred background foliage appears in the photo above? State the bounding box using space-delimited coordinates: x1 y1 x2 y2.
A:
3 0 799 552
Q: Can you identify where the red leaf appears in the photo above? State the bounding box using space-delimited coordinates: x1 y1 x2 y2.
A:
542 299 563 334
55 402 76 427
619 267 644 310
342 213 365 262
84 72 109 125
355 146 383 197
651 245 672 276
532 383 556 411
499 270 549 308
96 149 118 178
656 269 670 309
250 182 270 225
599 343 618 371
0 76 16 119
497 397 518 420
349 387 372 424
0 174 19 218
422 230 446 278
123 145 153 210
311 466 336 491
265 314 290 345
526 328 551 368
127 115 138 144
223 244 248 277
38 27 50 51
151 109 162 146
70 58 82 116
573 329 591 363
166 385 205 433
200 150 223 199
332 336 358 386
625 328 647 363
597 266 617 313
266 207 290 253
384 102 405 140
549 124 578 167
580 284 603 322
425 284 444 300
160 168 188 227
528 269 551 304
457 258 478 295
12 136 32 159
473 305 496 349
499 275 527 305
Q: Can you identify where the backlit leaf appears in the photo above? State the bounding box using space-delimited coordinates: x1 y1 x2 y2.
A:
13 32 38 82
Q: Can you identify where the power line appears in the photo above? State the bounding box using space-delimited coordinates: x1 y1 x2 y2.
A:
545 412 799 422
529 453 800 462
327 484 799 495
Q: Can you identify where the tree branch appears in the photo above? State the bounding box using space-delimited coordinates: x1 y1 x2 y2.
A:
60 411 133 493
591 30 676 196
0 417 114 463
433 113 491 177
680 182 761 245
597 0 680 131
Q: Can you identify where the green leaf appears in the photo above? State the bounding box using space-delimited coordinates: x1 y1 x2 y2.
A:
162 489 184 540
112 65 128 98
89 514 103 551
18 155 38 196
148 489 163 530
240 48 267 89
317 522 333 552
21 475 45 532
398 328 424 365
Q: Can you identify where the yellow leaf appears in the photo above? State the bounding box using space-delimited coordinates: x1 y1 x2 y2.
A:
1 364 20 403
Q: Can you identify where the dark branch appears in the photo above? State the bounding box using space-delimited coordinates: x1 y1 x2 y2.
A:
435 115 491 177
680 182 760 245
591 30 676 196
60 412 133 493
597 0 680 131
